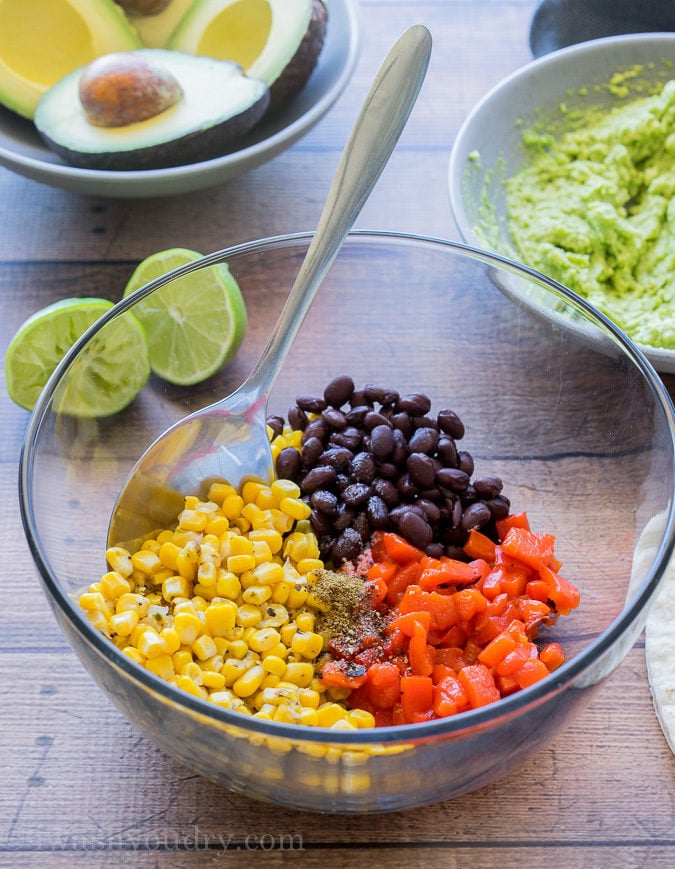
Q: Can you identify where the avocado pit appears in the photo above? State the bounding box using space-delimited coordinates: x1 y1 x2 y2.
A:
79 52 183 127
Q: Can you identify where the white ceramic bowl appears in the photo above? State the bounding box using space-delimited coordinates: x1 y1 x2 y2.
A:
448 33 675 373
0 0 360 198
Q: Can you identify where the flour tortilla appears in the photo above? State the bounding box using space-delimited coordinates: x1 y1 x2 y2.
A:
629 511 675 755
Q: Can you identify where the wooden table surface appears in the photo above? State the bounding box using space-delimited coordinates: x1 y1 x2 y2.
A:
1 1 674 866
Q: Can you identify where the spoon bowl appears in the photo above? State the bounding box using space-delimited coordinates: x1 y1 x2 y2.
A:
107 24 432 548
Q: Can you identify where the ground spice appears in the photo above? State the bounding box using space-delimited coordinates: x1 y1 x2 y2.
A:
311 569 363 641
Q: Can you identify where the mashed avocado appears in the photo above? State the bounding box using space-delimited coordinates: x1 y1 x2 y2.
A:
506 79 675 349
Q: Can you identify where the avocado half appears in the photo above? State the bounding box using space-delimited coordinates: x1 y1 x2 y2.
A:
34 49 270 171
169 0 328 113
0 0 141 119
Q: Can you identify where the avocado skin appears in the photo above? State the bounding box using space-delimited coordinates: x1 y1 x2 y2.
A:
268 0 328 114
38 88 270 170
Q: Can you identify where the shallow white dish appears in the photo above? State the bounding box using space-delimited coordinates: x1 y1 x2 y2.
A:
448 33 675 373
0 0 360 199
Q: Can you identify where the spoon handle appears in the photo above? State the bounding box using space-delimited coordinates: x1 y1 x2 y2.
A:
246 24 432 396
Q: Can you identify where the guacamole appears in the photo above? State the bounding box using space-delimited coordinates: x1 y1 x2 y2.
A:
506 79 675 349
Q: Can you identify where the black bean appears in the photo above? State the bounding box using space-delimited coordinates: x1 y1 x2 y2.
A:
296 394 327 413
390 411 413 437
334 473 351 493
366 495 389 528
301 436 324 467
412 416 438 431
266 415 284 438
311 489 338 515
329 427 362 451
391 429 408 465
352 511 371 542
351 452 376 483
397 473 419 499
397 393 431 415
436 467 470 492
322 407 347 431
364 385 399 406
310 510 331 536
407 452 436 488
437 436 458 468
425 542 444 559
342 482 372 507
288 405 308 431
364 410 392 431
486 494 511 520
444 544 467 560
399 510 433 549
370 424 394 459
301 465 337 493
437 409 465 439
460 484 478 505
372 477 399 507
333 503 354 531
417 498 441 523
323 375 354 407
350 389 370 407
276 447 302 481
319 447 353 470
457 450 475 476
408 427 439 455
303 418 329 443
377 462 399 480
345 404 371 426
333 528 362 563
473 475 503 498
460 501 492 531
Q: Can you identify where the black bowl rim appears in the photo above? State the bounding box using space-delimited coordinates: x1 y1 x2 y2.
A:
18 229 675 745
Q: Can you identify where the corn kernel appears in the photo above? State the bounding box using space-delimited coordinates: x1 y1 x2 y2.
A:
298 687 320 709
280 623 297 645
298 707 319 726
80 591 109 613
122 646 145 665
175 674 207 699
295 611 315 632
204 599 238 636
251 561 285 586
145 653 175 681
180 661 204 684
241 480 265 503
207 481 236 504
271 478 301 500
105 547 133 577
162 575 191 602
212 569 238 600
178 509 208 532
227 554 256 574
202 670 226 689
297 558 324 575
270 508 294 534
291 630 323 660
197 561 217 587
232 664 265 698
172 649 193 672
258 604 289 628
249 528 283 555
347 708 377 729
242 585 272 606
280 496 311 521
282 661 315 688
131 549 163 577
248 627 281 654
286 584 309 609
226 638 250 659
273 704 302 724
237 604 262 628
261 655 287 676
110 609 138 637
316 703 348 727
222 493 245 519
223 658 255 686
160 627 181 655
137 629 167 659
174 610 203 645
192 634 218 661
85 609 110 632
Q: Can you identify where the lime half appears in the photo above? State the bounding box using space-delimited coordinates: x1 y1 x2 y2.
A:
5 297 150 417
123 247 248 386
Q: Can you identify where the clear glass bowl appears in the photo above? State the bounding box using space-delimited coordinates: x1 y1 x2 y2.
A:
19 232 675 813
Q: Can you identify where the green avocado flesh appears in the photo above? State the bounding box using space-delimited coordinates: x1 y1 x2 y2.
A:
0 0 141 119
34 49 269 171
505 78 675 350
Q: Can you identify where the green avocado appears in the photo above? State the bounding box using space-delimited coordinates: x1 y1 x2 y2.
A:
0 0 141 119
169 0 328 113
505 78 675 350
34 49 270 171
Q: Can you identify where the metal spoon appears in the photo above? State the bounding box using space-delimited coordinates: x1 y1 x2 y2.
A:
108 24 432 549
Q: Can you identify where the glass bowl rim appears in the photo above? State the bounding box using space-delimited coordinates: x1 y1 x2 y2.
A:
18 229 675 744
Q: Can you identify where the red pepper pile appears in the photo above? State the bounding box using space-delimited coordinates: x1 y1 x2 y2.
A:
319 512 580 726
